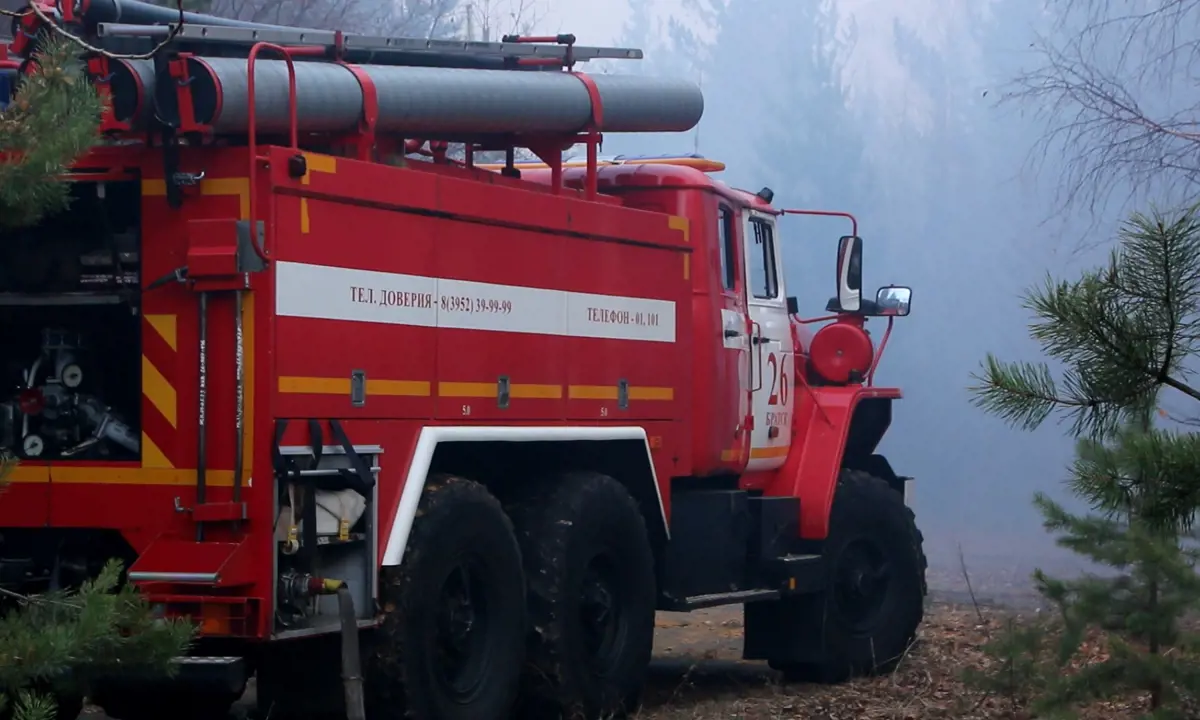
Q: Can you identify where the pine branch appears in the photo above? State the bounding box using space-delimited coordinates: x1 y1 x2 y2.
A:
0 35 103 229
11 691 57 720
0 560 194 703
1070 428 1200 531
970 204 1200 439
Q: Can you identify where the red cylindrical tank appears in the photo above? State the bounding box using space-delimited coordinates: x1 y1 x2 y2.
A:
808 320 874 384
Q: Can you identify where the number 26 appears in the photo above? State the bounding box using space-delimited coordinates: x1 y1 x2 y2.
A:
766 352 790 406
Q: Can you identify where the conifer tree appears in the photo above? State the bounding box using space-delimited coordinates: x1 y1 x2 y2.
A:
0 36 103 229
969 206 1200 717
0 37 192 720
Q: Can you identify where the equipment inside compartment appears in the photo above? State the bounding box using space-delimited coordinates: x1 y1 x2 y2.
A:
0 181 142 462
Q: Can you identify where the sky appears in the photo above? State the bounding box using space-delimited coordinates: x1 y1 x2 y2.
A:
539 0 629 43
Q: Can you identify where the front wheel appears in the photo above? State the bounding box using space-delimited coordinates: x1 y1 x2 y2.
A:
761 469 926 683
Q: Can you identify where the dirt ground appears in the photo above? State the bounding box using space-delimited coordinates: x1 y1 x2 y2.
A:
639 601 1016 720
88 564 1139 720
84 601 1043 720
88 602 1014 720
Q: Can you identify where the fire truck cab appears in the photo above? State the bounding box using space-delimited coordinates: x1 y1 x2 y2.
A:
0 5 924 720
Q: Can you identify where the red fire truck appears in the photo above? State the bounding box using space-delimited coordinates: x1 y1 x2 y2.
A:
0 3 924 719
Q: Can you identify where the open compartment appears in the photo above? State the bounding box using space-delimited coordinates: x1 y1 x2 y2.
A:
0 180 142 462
272 437 380 637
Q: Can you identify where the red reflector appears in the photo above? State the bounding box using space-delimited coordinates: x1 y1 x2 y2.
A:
18 389 44 415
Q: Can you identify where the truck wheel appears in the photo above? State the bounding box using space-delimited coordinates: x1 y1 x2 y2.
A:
367 475 526 720
771 469 926 683
508 472 657 720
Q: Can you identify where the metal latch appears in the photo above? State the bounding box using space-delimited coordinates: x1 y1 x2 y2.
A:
171 170 206 187
497 376 511 409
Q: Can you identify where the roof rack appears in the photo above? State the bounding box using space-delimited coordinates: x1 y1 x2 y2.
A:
94 23 643 63
476 153 727 173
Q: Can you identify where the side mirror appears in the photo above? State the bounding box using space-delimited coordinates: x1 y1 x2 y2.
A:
836 235 862 313
873 285 912 317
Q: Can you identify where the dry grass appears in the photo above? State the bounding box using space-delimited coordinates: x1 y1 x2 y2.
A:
632 603 1165 720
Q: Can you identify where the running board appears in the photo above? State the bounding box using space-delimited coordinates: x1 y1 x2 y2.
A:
661 588 781 611
126 538 254 588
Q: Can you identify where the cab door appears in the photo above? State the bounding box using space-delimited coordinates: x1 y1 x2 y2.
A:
743 211 792 471
716 203 751 465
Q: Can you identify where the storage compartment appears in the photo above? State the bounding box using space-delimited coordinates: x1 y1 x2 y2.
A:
273 440 380 636
0 181 142 462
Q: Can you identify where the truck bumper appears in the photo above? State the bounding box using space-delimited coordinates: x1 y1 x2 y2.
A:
125 657 247 696
171 656 247 694
97 655 248 697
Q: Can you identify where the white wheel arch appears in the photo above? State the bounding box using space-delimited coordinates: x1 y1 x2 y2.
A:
380 426 668 566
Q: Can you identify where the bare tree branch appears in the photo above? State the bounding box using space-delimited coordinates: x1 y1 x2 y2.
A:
459 0 544 42
1006 1 1200 231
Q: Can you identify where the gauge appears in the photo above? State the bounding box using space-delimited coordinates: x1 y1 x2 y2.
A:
60 364 83 389
22 434 44 457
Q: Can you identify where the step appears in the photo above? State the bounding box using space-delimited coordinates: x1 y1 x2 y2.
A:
664 588 781 611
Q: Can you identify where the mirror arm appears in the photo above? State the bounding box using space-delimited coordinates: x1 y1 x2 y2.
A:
867 315 895 386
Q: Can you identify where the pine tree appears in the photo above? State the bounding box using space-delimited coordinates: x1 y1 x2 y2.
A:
0 448 195 719
0 37 192 720
0 36 103 229
968 206 1200 717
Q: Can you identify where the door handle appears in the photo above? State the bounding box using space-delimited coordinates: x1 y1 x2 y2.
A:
724 329 741 338
750 321 763 391
751 335 767 345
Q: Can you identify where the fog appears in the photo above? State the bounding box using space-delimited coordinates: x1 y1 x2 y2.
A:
548 0 1179 599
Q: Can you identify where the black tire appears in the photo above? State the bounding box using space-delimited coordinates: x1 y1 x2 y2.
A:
508 472 657 720
366 475 526 720
771 469 926 683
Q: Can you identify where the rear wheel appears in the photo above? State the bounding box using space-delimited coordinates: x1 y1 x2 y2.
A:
508 472 657 720
366 475 526 720
767 469 926 683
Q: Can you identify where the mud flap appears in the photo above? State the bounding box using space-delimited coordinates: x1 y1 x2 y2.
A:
742 593 826 664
